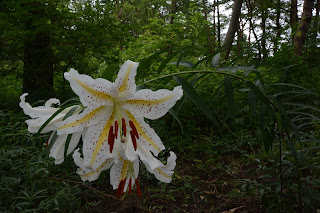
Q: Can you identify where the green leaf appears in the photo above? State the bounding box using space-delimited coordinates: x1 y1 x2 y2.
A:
137 49 167 77
246 81 273 113
224 76 235 120
248 89 256 117
157 51 180 74
217 66 258 73
168 109 183 133
100 63 119 81
174 76 220 130
64 134 73 158
46 131 58 154
36 103 79 136
169 60 194 68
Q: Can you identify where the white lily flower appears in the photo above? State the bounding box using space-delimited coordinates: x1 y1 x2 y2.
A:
73 134 177 197
56 60 183 172
20 93 84 164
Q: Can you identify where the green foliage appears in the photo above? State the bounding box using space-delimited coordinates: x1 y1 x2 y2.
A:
0 111 84 212
1 0 320 211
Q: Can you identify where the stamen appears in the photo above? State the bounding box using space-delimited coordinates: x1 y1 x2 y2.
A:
114 121 118 139
128 178 132 195
129 120 139 139
116 180 123 198
135 179 141 197
122 118 126 137
130 131 137 151
108 126 113 145
120 178 126 196
109 132 115 153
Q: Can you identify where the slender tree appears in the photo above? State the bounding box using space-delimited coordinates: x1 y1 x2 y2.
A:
290 0 298 29
293 0 314 56
222 0 243 60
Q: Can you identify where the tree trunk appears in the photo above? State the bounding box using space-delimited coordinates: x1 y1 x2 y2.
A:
217 1 221 47
203 0 213 53
290 0 298 29
223 0 243 60
293 0 314 56
274 0 281 52
261 9 268 59
22 1 54 101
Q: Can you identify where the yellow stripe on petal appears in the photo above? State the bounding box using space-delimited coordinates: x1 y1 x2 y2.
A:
120 160 129 180
125 94 175 105
118 63 133 93
74 78 112 100
156 168 172 178
126 111 161 152
81 159 112 177
89 110 116 167
58 106 105 130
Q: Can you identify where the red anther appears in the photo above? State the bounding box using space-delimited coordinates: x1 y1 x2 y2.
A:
135 179 141 197
129 120 139 139
114 121 118 139
122 118 126 137
116 180 123 198
128 178 132 195
109 133 115 153
46 138 50 149
120 178 126 196
108 126 113 145
130 131 137 151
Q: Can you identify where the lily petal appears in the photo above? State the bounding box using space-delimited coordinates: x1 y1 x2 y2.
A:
20 93 81 133
125 111 165 156
65 69 115 108
82 110 116 170
153 151 177 183
136 143 163 171
123 86 183 120
115 60 139 94
49 131 82 165
56 106 109 135
73 149 113 182
20 93 60 119
110 158 139 191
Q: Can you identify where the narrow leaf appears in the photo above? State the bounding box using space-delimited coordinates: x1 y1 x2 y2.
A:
169 60 194 68
168 109 184 133
248 89 256 116
36 103 78 136
157 51 180 74
174 76 220 129
64 134 73 158
100 63 119 81
224 76 235 120
211 53 220 67
137 49 167 77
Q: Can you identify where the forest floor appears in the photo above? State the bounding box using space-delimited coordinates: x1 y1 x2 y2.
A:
71 154 264 213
